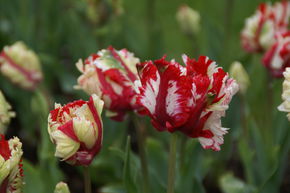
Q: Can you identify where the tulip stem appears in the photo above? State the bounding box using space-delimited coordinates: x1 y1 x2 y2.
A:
167 133 178 193
133 116 150 193
179 135 187 171
84 166 92 193
240 94 248 138
266 73 273 118
265 72 274 144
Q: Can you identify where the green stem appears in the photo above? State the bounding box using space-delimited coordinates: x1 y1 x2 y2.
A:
188 34 200 58
146 0 155 58
84 167 92 193
179 135 187 171
240 94 248 138
167 133 178 193
133 116 150 193
265 72 273 143
266 73 273 118
222 0 234 63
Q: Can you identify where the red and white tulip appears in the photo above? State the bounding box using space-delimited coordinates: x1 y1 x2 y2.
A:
278 67 290 120
0 135 24 193
47 94 104 166
241 2 290 53
75 46 140 121
0 91 15 134
136 55 238 151
0 42 43 90
263 31 290 78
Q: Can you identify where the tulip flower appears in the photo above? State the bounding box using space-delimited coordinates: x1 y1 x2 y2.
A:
241 1 290 53
263 31 290 78
54 182 70 193
136 55 239 151
0 91 15 134
0 135 24 193
278 67 290 120
176 4 200 36
0 41 43 90
229 61 250 94
75 46 140 121
47 94 104 166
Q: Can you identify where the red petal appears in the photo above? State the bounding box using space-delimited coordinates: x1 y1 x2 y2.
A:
208 68 227 96
185 56 212 76
0 135 11 161
58 120 79 142
108 46 138 82
138 58 192 131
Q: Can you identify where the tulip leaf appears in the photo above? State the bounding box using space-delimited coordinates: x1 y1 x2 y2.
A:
219 173 256 193
22 160 45 193
146 137 167 193
238 138 255 184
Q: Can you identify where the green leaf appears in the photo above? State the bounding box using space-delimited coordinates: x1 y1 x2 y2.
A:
176 139 207 193
238 138 255 184
23 159 63 193
146 137 167 193
23 160 45 193
219 173 256 193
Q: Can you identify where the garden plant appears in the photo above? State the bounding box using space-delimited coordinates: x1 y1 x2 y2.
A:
0 0 290 193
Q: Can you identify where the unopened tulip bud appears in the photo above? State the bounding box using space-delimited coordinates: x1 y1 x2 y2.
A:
278 68 290 120
0 41 43 90
54 182 70 193
0 135 24 192
229 61 249 94
48 94 104 166
0 91 15 134
176 4 200 36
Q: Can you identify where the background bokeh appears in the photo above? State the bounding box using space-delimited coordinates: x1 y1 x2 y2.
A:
0 0 289 192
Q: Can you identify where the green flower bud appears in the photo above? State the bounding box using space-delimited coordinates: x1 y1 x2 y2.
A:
54 182 70 193
229 61 250 95
176 4 200 36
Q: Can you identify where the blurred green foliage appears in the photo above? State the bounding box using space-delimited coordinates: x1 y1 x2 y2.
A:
0 0 289 193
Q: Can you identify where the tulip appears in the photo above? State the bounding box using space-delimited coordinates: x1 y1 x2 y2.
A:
0 41 43 90
0 135 24 193
176 4 200 36
54 182 70 193
278 67 290 120
136 55 238 151
47 94 104 165
75 46 140 121
263 31 290 78
241 2 290 53
0 91 15 134
229 61 250 94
